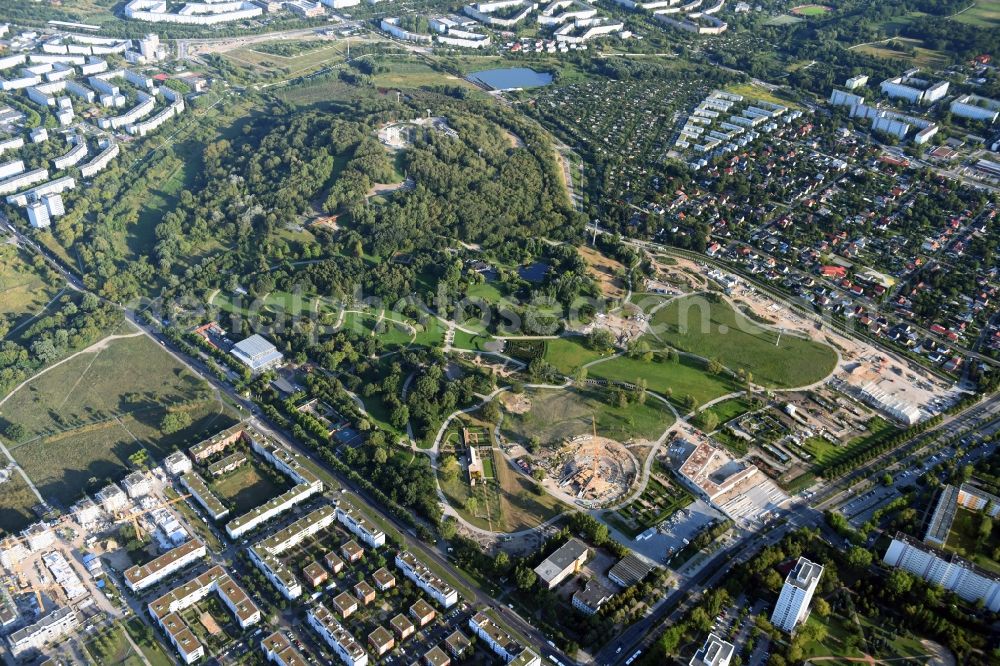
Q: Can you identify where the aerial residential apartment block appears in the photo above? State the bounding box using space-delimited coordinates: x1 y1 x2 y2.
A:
468 612 541 666
770 556 824 632
124 538 206 592
308 603 369 666
395 550 459 608
336 505 386 548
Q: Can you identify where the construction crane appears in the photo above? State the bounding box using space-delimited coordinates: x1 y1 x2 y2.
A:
117 493 191 541
19 582 63 613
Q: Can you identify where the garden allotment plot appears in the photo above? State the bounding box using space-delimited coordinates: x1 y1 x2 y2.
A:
646 295 837 388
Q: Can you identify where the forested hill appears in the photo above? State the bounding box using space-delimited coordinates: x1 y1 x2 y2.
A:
148 94 583 298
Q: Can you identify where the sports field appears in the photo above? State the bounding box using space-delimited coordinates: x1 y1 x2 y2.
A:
1 335 232 509
500 387 674 448
646 295 837 388
790 4 831 16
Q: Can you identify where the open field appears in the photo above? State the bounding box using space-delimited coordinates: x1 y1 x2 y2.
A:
646 295 837 388
500 387 674 448
588 355 737 408
0 473 41 532
372 58 479 91
1 335 228 507
790 4 831 16
952 0 1000 27
12 423 142 507
855 37 949 69
124 619 174 666
439 417 565 532
542 336 607 375
724 83 800 109
225 39 346 75
0 244 60 330
698 397 752 428
799 609 934 662
578 245 627 299
0 335 212 440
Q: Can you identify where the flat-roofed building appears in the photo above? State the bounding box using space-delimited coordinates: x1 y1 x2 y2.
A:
122 470 152 499
444 630 471 658
572 579 614 615
355 580 376 605
307 603 369 666
148 566 260 663
373 567 396 591
325 551 345 574
231 334 284 373
8 606 77 658
771 557 824 632
124 539 206 592
333 591 358 618
249 505 336 600
303 561 328 587
336 505 386 548
189 423 245 461
395 550 459 608
261 630 309 666
164 451 192 476
180 471 229 521
342 539 364 563
410 598 436 627
468 612 541 666
608 553 654 588
424 645 451 666
368 626 394 656
690 633 734 666
391 613 414 640
96 482 128 513
533 538 588 590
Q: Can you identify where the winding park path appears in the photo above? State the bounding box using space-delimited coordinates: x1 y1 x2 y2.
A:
416 277 844 539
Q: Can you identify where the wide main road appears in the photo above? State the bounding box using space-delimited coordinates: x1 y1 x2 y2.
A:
593 391 1000 666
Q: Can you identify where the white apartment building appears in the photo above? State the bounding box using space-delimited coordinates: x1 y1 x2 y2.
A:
690 633 734 666
122 470 152 498
96 481 128 513
249 505 336 599
883 533 1000 612
124 539 207 592
7 607 77 657
164 451 193 476
394 550 458 608
336 506 386 548
770 556 824 632
308 603 369 666
468 612 541 666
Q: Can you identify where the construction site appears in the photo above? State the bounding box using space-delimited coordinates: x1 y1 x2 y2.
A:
547 420 639 508
669 428 789 529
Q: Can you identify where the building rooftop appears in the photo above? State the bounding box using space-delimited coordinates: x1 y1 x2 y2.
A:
533 538 588 583
410 598 435 619
787 556 824 591
690 632 734 666
608 553 654 587
261 631 308 666
231 334 283 370
368 625 394 649
124 539 204 586
424 645 450 666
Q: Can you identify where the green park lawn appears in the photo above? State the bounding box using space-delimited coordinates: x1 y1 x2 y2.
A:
588 354 737 409
645 295 837 388
542 336 608 375
952 0 1000 27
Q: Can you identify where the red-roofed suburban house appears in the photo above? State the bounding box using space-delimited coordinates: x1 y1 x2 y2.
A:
820 266 847 279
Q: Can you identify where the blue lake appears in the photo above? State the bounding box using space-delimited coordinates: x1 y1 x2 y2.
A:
468 67 553 91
